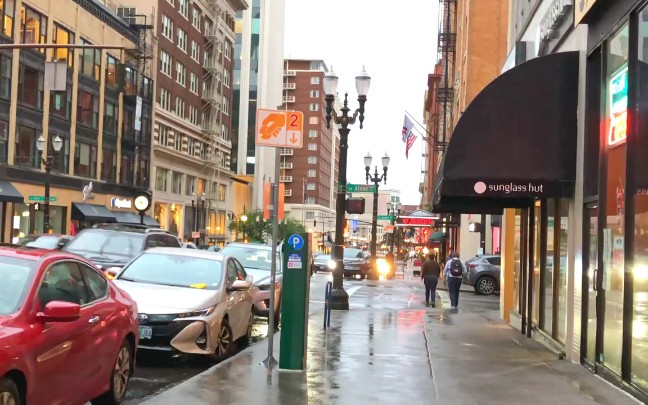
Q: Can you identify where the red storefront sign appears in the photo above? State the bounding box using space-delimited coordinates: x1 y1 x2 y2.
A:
400 217 435 226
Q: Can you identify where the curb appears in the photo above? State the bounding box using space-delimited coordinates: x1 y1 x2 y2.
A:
438 290 451 308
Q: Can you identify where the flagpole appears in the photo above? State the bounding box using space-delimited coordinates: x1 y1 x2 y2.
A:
405 110 434 144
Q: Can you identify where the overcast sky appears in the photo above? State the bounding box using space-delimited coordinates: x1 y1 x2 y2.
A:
284 0 439 205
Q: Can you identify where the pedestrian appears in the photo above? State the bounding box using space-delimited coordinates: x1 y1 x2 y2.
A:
443 252 466 309
421 253 441 307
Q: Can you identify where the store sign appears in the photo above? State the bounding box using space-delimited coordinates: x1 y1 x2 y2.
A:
608 66 628 146
111 197 132 209
575 0 598 26
400 217 435 226
473 181 547 196
539 0 572 43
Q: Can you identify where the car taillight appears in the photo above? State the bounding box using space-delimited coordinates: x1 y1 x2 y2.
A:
468 264 477 268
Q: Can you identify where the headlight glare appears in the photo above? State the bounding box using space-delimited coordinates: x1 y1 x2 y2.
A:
327 260 336 270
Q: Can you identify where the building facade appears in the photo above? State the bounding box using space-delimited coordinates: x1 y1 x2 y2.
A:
0 0 156 243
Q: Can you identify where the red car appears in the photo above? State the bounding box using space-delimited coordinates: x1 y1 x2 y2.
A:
0 246 139 405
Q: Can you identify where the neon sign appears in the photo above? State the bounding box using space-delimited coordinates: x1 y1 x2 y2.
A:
609 65 628 145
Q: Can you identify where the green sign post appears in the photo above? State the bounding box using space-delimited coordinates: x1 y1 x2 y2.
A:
377 215 393 221
279 233 311 370
344 183 377 193
28 195 56 202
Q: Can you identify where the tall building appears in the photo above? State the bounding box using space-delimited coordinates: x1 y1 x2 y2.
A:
0 0 155 242
231 0 285 210
132 0 247 244
280 59 338 247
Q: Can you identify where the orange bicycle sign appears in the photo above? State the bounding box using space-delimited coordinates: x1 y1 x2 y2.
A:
256 109 304 148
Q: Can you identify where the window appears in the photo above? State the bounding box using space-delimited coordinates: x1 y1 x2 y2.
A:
177 28 187 52
38 262 88 307
187 137 196 156
1 0 15 38
308 169 316 177
122 109 134 139
0 119 7 164
204 19 211 37
190 72 198 94
305 197 315 204
308 156 317 164
155 167 168 192
77 91 99 128
218 184 226 201
305 212 315 220
51 135 69 174
222 96 229 115
14 125 37 167
160 88 171 111
158 124 169 146
175 97 185 117
310 76 320 85
123 66 136 95
176 62 186 86
200 142 208 160
53 24 74 67
80 264 108 301
18 65 43 109
74 142 96 178
223 70 230 87
310 61 320 70
160 50 172 77
310 90 319 98
121 155 133 184
142 76 152 100
171 171 182 194
309 117 319 125
0 55 9 99
179 0 188 18
101 147 116 182
20 6 46 49
306 183 316 191
308 130 317 138
224 42 231 59
103 102 117 134
162 15 173 40
106 54 118 87
192 7 201 29
309 103 319 111
79 39 100 80
308 143 317 151
191 40 200 61
174 132 183 151
185 175 196 195
189 106 198 125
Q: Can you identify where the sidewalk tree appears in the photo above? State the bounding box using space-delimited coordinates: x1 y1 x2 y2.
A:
266 217 306 241
227 209 267 242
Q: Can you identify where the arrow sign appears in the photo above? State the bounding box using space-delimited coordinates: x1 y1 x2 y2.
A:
290 133 298 143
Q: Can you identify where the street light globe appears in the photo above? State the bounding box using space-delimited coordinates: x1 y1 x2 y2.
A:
355 66 371 97
52 135 63 152
382 153 390 169
323 67 339 96
241 214 248 222
36 135 46 152
364 152 372 169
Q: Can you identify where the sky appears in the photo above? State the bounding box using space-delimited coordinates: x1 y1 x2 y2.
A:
284 0 439 205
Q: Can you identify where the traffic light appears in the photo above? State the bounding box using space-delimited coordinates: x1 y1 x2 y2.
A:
346 197 365 214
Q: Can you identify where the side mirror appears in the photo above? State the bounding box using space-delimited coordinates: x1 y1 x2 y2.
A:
56 239 69 250
104 267 121 280
245 274 254 283
37 301 81 323
230 279 252 291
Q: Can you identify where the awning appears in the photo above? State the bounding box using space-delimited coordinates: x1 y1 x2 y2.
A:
142 215 159 227
428 231 446 242
72 203 116 222
433 51 579 214
111 211 141 224
0 181 23 203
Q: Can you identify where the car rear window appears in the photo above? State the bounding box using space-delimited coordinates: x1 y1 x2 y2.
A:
486 257 501 265
0 257 36 315
64 230 145 258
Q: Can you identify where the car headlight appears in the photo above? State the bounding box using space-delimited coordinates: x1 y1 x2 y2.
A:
377 258 391 275
176 307 216 318
634 264 648 282
327 260 336 270
257 283 271 291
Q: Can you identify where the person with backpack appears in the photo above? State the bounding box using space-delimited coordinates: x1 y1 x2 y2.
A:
443 252 466 309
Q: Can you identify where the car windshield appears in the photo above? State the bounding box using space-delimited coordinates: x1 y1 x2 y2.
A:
344 248 363 258
118 253 223 289
64 230 144 263
0 257 36 315
18 235 60 249
315 254 331 262
220 245 277 271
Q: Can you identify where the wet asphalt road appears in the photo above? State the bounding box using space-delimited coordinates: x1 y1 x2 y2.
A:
124 272 349 403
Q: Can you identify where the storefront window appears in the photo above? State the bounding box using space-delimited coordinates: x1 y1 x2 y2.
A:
513 209 522 313
543 200 556 333
0 119 7 164
602 24 628 374
11 203 66 239
14 125 37 167
557 201 569 343
154 202 168 232
533 201 541 325
169 204 181 236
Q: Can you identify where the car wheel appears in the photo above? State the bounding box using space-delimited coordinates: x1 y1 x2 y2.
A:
0 377 21 405
91 339 132 405
475 276 496 295
213 318 234 361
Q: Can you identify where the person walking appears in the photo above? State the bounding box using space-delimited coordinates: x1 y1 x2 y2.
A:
444 252 466 309
421 253 441 307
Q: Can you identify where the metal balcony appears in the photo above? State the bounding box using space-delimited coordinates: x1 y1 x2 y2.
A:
283 96 295 103
284 70 296 76
284 189 293 197
280 162 293 169
437 86 454 103
283 82 296 90
280 176 293 183
280 148 293 156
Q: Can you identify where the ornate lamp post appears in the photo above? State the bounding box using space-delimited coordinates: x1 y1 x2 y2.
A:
388 202 402 255
241 212 248 242
364 152 390 267
36 134 63 233
324 66 371 310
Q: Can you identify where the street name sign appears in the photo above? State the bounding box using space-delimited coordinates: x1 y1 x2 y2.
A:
377 215 393 221
345 184 377 193
28 195 57 202
255 109 304 148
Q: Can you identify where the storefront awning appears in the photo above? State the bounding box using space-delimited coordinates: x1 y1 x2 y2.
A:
0 181 23 203
111 211 141 224
428 231 446 242
72 203 117 222
433 51 579 214
142 215 159 227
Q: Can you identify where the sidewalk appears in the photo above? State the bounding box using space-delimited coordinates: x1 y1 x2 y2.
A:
141 281 639 405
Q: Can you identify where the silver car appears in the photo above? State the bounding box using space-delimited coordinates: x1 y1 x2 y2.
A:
111 248 254 360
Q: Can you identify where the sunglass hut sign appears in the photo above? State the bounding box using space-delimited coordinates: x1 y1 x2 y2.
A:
473 181 545 196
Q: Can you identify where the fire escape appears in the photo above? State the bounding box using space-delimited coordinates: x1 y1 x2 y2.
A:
436 0 457 154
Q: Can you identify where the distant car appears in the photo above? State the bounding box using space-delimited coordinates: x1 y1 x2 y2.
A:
219 242 283 327
341 248 370 279
16 234 72 250
112 248 254 360
198 244 221 252
0 245 139 405
463 254 501 295
312 254 333 273
182 242 198 249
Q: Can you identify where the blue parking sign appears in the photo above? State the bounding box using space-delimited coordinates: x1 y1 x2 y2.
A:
289 234 304 250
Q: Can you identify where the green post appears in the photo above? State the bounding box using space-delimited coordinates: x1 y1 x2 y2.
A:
279 232 311 370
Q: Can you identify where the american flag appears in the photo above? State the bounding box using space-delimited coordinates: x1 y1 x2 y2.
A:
405 132 417 158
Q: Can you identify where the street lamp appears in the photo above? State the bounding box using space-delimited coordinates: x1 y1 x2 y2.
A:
388 202 402 255
324 66 371 310
241 212 248 242
199 192 206 244
36 134 63 233
365 152 389 269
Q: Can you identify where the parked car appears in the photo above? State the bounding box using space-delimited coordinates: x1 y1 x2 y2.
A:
463 254 501 295
182 242 198 249
341 248 370 279
312 253 334 273
219 242 283 327
197 244 221 252
0 245 139 405
63 223 181 272
111 248 253 360
16 234 72 250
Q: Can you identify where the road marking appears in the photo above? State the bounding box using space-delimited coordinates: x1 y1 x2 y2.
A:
347 285 362 297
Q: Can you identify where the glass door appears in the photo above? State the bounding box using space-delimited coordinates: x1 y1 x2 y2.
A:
584 202 600 366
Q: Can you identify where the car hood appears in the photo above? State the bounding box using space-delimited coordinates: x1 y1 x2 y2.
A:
314 256 331 264
113 280 222 314
244 268 283 286
0 315 24 342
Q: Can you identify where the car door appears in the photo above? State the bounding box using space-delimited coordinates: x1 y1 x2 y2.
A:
232 259 252 337
29 260 93 405
224 259 245 336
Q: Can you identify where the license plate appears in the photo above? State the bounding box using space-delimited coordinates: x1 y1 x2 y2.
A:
139 326 153 340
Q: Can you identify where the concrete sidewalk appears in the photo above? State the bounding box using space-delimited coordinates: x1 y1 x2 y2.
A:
141 281 639 405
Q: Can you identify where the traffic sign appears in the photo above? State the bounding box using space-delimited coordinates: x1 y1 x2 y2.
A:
377 215 394 221
288 234 304 250
28 195 56 202
344 184 377 193
255 109 304 148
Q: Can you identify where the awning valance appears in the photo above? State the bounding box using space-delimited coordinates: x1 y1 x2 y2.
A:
433 51 579 214
72 203 116 222
0 181 23 203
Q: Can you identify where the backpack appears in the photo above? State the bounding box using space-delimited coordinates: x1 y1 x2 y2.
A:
449 258 463 277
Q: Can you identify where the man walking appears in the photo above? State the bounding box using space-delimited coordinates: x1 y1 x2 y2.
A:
421 253 441 307
444 252 465 309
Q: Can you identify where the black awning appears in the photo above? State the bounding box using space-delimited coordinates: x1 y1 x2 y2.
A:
0 181 23 203
433 51 579 214
142 215 159 227
111 211 141 224
72 203 116 222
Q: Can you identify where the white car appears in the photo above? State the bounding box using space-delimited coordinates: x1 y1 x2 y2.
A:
111 247 254 360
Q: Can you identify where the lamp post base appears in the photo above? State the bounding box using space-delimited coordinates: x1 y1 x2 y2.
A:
330 287 350 310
